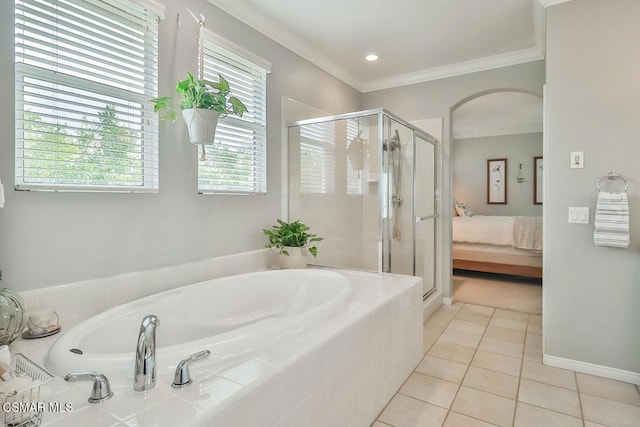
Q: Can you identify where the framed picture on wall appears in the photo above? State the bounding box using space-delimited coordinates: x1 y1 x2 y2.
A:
534 156 543 205
487 158 507 204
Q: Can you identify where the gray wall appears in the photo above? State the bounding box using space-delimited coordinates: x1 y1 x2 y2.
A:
544 0 640 373
0 0 361 291
453 133 543 216
363 61 546 298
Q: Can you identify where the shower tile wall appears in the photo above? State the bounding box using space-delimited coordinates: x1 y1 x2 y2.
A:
289 116 379 272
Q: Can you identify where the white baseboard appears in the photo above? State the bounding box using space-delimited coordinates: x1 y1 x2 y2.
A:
423 291 442 321
442 297 453 305
544 354 640 385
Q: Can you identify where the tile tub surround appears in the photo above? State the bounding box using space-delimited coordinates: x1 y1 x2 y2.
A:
18 249 277 323
10 267 423 426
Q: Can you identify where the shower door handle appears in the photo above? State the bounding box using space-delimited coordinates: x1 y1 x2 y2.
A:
415 213 438 223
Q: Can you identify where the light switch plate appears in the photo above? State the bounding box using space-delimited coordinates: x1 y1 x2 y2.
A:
568 207 589 224
571 152 584 168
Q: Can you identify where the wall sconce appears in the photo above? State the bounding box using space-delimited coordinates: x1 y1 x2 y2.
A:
516 163 525 183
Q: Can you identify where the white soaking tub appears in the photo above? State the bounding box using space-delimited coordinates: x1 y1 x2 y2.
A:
45 269 352 382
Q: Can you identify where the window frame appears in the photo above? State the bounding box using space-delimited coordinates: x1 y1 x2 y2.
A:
14 0 162 193
197 29 270 195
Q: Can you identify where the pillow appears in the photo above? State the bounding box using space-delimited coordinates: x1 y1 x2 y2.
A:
455 203 473 217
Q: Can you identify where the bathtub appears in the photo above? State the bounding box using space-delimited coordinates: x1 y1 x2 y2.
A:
45 269 352 382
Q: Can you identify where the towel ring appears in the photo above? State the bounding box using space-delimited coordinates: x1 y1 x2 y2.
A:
597 172 628 192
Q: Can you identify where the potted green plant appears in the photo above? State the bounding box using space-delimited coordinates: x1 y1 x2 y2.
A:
151 72 247 146
263 219 323 269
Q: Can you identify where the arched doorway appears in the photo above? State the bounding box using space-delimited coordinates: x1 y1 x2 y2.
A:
448 89 543 313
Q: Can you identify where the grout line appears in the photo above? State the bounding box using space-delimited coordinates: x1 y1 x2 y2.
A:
574 370 587 427
512 315 530 427
441 303 494 427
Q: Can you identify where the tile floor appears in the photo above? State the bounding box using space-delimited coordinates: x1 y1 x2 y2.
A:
373 303 640 427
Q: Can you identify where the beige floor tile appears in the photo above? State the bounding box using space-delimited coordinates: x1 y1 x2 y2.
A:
523 343 542 359
522 350 542 363
424 328 443 342
581 393 640 427
526 324 542 335
447 318 487 336
489 316 527 332
527 314 542 327
514 402 582 427
576 372 640 406
521 360 577 390
415 355 469 384
584 421 608 427
462 366 519 399
455 310 492 325
438 303 464 315
525 332 542 347
379 393 448 427
439 328 482 349
429 341 477 364
371 422 392 427
518 378 581 417
471 350 522 377
478 337 524 358
459 304 495 316
444 411 498 427
493 309 528 322
484 326 525 344
423 336 437 354
426 314 454 329
451 386 515 427
399 372 459 409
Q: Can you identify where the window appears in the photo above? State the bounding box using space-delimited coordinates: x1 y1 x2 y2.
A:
299 121 335 194
14 0 162 191
198 30 269 194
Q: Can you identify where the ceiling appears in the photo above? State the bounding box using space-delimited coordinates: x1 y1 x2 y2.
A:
207 0 556 137
208 0 547 92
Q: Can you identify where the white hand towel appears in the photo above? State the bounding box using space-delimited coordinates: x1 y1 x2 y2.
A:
0 178 4 208
594 191 630 248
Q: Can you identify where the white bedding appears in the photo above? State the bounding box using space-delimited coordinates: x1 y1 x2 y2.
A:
452 216 516 246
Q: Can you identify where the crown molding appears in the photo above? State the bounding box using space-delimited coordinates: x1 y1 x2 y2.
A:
209 0 546 93
207 0 364 91
362 47 544 93
538 0 574 7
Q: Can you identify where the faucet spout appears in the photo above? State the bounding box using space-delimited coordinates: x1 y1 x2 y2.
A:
134 314 159 392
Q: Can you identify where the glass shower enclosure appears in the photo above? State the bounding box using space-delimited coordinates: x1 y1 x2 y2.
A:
288 109 438 299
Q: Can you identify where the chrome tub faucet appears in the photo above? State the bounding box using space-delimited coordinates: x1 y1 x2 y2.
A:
134 314 159 392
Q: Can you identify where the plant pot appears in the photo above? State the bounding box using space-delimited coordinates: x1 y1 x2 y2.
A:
278 246 308 269
181 108 220 145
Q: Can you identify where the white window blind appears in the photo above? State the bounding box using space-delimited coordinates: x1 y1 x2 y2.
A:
198 30 268 194
15 0 160 192
300 121 335 194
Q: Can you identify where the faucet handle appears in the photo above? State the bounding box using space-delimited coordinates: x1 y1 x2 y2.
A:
64 372 113 403
172 350 211 388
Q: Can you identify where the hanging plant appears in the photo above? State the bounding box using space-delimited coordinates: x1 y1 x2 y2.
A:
151 72 248 159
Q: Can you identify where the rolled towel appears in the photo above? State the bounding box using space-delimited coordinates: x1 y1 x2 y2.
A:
594 191 630 248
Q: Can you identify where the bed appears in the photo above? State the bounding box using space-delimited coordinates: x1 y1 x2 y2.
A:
452 215 542 278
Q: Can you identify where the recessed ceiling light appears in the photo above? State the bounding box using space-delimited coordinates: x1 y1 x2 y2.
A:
365 54 379 62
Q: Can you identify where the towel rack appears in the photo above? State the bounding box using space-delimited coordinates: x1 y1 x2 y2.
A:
596 172 628 192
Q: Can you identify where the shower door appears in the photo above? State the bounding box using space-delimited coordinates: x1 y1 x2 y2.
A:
382 118 437 299
415 136 437 299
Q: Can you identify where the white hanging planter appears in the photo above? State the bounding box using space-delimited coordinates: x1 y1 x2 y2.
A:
181 108 220 145
278 246 308 269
